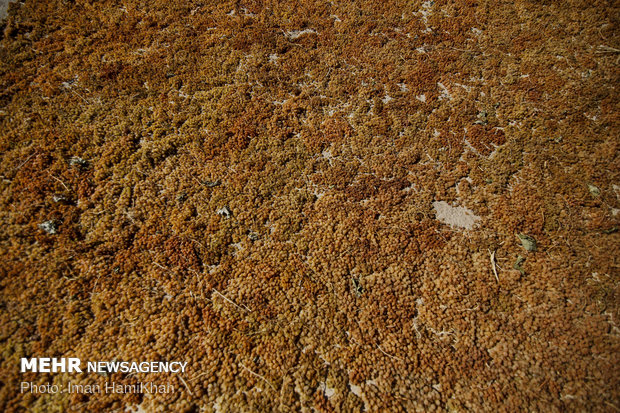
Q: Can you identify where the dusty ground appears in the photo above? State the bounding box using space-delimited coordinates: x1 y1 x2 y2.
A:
1 0 619 411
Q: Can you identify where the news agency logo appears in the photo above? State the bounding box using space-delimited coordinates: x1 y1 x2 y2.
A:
21 358 82 373
20 358 188 374
19 358 184 395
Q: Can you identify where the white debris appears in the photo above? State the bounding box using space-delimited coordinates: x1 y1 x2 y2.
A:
437 82 452 100
433 201 480 230
286 29 317 40
318 382 336 399
39 220 58 234
349 383 363 397
216 206 232 218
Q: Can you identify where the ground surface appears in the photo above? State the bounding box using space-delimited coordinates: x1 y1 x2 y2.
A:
1 1 619 412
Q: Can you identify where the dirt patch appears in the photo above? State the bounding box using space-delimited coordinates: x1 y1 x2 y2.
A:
433 201 480 230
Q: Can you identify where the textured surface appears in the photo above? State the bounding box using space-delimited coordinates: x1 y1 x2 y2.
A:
0 1 16 20
1 1 619 411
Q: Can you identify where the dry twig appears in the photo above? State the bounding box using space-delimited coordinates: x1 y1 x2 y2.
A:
489 249 499 283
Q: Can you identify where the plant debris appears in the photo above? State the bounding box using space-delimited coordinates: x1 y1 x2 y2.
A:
513 255 526 275
68 156 88 169
352 277 365 297
52 194 68 203
517 234 537 252
203 180 221 188
489 249 499 282
176 192 187 202
588 183 601 197
248 232 259 241
475 110 488 125
38 220 58 235
216 206 232 218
